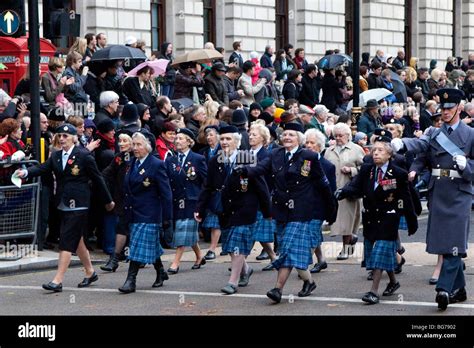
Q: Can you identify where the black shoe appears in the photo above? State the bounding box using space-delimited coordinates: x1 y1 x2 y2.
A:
192 258 206 270
152 263 168 288
77 272 98 288
310 261 328 273
298 280 317 297
167 266 179 274
220 251 229 256
367 271 374 281
262 263 275 271
204 250 216 260
449 287 467 304
429 277 438 285
361 260 366 268
100 254 119 272
397 246 406 255
256 251 270 261
362 291 379 304
267 288 282 303
119 261 140 294
382 281 400 296
42 281 62 292
42 242 55 250
394 257 405 274
436 291 450 310
238 267 254 287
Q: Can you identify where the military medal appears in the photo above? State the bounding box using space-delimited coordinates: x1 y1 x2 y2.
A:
301 160 311 177
240 176 248 192
187 167 197 180
71 165 80 176
143 178 151 187
139 169 145 175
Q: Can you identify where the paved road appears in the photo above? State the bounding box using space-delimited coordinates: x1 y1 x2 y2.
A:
0 210 473 316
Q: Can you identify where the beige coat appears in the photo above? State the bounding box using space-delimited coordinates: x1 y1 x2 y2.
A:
324 142 365 236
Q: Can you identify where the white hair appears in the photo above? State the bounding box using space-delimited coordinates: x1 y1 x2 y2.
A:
118 133 132 143
232 132 242 149
250 122 271 146
304 128 326 151
280 130 306 146
332 122 352 141
100 91 120 108
132 132 152 153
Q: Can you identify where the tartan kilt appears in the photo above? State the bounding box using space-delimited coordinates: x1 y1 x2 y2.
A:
203 212 220 229
273 221 313 270
398 216 408 230
366 240 397 272
222 224 255 256
363 238 374 268
172 219 199 248
309 219 323 248
253 211 275 243
129 223 164 264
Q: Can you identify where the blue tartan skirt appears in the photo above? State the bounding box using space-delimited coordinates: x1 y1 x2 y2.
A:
222 224 255 256
172 219 199 248
309 219 323 248
203 212 220 229
253 211 275 243
398 216 408 230
366 240 397 272
272 221 313 270
363 238 374 268
129 223 164 264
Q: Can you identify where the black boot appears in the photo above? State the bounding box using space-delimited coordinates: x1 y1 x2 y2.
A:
118 261 140 294
152 259 168 287
100 253 119 272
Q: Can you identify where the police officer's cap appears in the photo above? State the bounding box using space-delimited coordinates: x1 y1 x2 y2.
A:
176 128 196 142
56 123 77 136
436 88 465 109
373 128 392 143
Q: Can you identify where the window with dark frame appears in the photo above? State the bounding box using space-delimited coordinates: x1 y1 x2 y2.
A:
151 0 166 52
203 0 216 45
275 0 289 51
404 0 412 64
345 0 354 55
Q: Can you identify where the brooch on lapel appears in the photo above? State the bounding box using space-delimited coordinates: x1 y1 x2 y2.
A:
240 176 248 192
143 177 151 187
139 168 145 175
301 160 311 177
71 165 80 176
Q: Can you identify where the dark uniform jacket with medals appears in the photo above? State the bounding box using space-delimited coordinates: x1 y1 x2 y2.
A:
339 161 418 242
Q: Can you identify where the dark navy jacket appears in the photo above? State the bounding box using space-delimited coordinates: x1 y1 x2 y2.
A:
124 155 172 224
246 146 335 223
313 155 337 220
166 150 207 220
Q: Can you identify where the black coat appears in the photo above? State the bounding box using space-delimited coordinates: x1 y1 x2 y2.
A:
102 152 132 216
299 74 321 106
204 73 229 106
320 73 341 113
367 73 384 89
339 162 418 241
27 146 112 209
282 80 302 101
122 77 155 107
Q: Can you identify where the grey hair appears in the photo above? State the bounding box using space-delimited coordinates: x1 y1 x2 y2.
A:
100 91 120 108
280 130 306 146
205 127 220 141
464 102 474 114
132 132 152 153
372 141 393 156
179 133 196 149
332 122 352 141
118 133 132 143
304 128 326 151
250 122 271 146
232 132 242 149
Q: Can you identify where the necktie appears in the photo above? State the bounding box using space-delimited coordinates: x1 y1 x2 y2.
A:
285 152 291 164
62 152 69 170
178 153 185 167
135 160 140 173
377 167 384 185
447 127 453 135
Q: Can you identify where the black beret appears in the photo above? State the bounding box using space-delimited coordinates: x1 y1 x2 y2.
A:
219 125 239 134
282 122 304 133
176 127 196 141
97 118 115 134
56 123 77 135
373 128 392 143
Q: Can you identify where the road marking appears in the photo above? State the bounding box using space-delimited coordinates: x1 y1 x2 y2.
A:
0 285 473 309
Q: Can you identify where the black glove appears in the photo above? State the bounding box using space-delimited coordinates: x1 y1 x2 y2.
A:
162 220 172 231
233 165 248 177
325 197 338 225
334 189 344 201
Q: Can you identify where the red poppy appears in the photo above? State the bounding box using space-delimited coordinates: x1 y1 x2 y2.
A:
67 159 74 165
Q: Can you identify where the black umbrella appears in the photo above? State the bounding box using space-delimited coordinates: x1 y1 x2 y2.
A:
317 54 353 70
389 70 408 103
90 45 147 61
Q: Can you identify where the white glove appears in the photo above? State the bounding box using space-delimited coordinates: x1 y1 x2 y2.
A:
454 155 467 171
11 150 25 162
391 138 404 153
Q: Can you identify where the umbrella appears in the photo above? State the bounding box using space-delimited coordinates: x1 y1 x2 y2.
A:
389 70 408 103
91 45 147 62
346 88 393 110
127 59 169 77
171 49 223 67
317 54 353 70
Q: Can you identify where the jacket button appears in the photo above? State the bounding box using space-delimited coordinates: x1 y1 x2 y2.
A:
376 209 378 212
285 203 288 206
451 177 454 180
229 199 232 202
377 221 380 223
437 177 440 180
286 190 289 193
437 165 440 168
296 181 299 184
232 212 234 215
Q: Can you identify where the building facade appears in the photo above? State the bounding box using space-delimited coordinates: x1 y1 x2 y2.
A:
29 0 474 68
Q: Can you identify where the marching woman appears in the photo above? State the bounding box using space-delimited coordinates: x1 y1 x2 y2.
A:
336 130 418 304
304 129 337 274
235 122 336 303
199 125 224 260
118 131 173 293
101 133 134 272
248 121 277 270
195 125 271 295
165 128 208 274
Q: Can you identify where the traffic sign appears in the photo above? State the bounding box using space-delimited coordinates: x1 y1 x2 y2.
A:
0 10 20 36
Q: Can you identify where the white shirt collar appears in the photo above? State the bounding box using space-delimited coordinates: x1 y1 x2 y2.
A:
286 146 299 158
62 145 74 157
251 145 263 154
178 149 190 160
138 154 149 166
